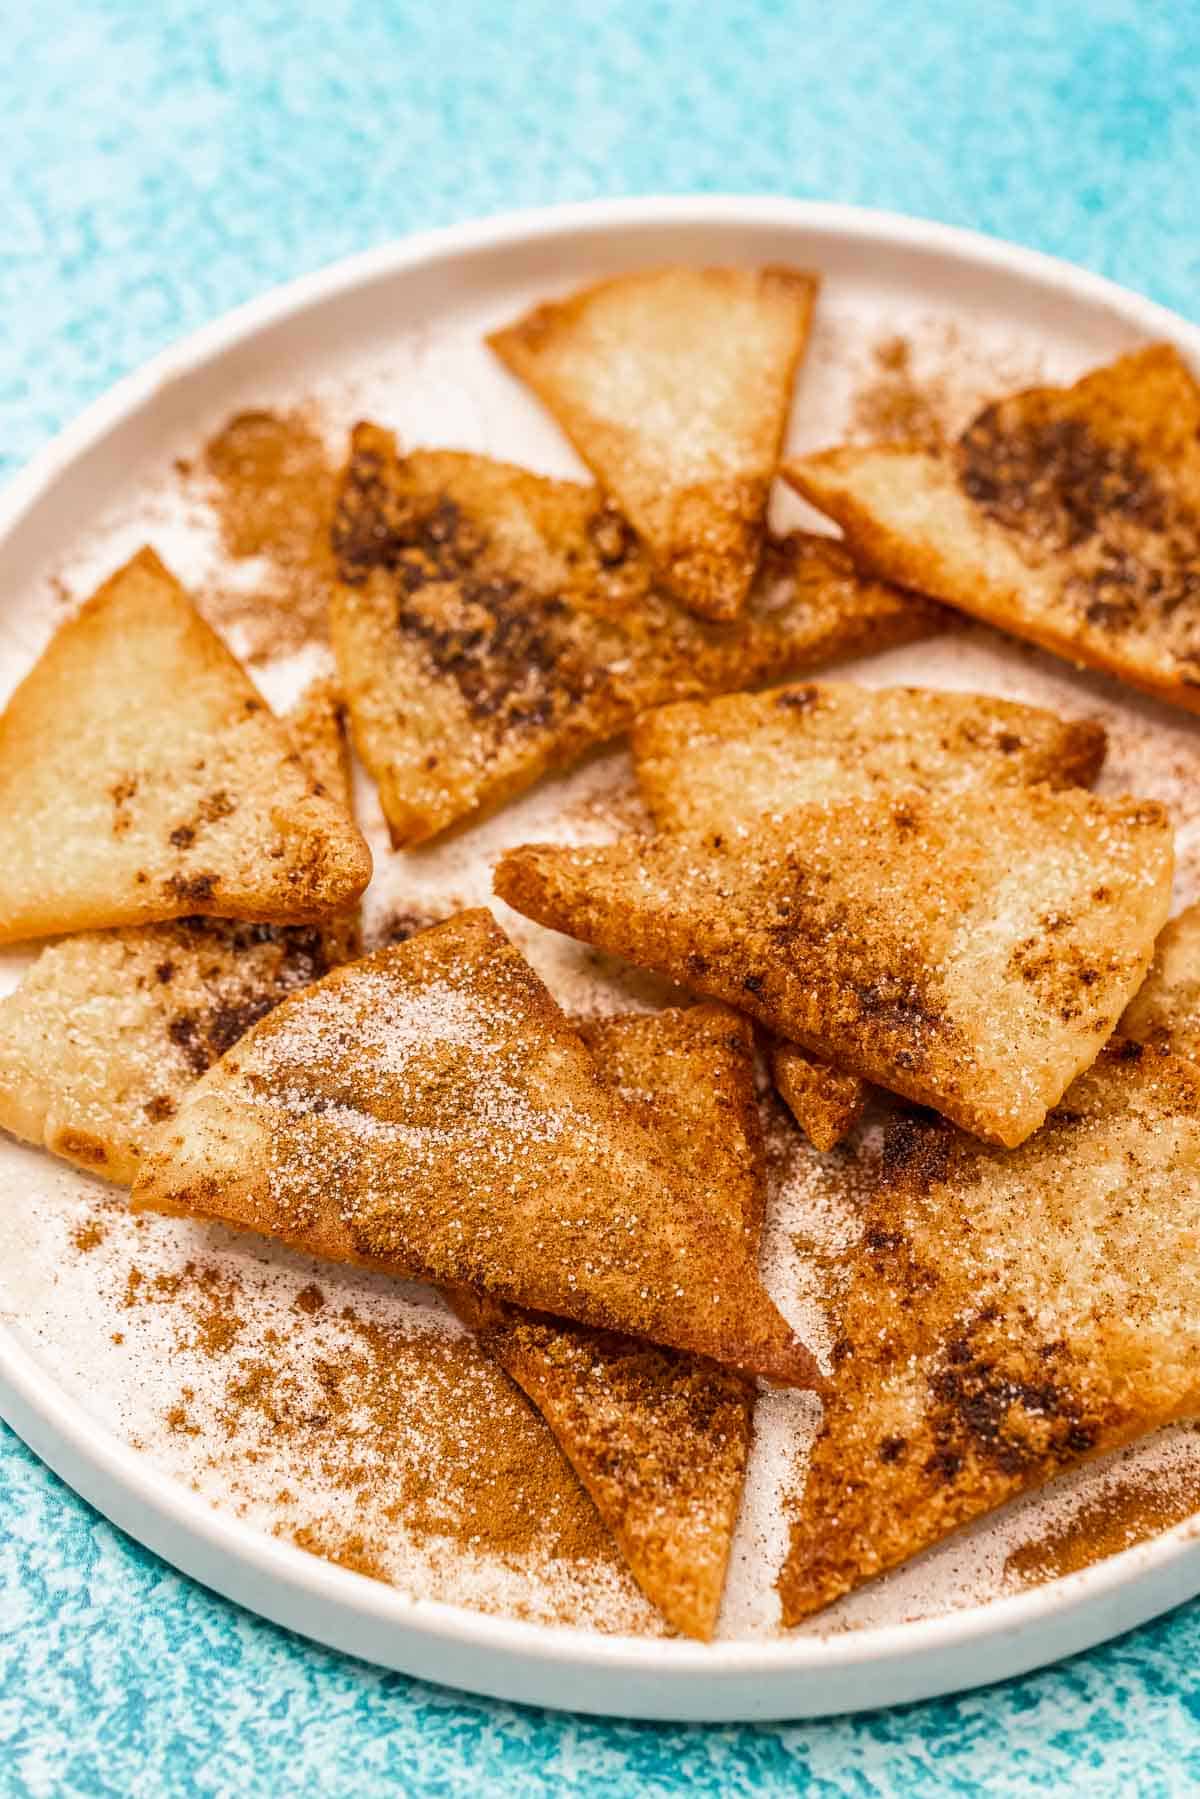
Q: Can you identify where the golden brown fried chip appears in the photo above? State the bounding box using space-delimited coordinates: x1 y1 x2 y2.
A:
784 345 1200 711
632 681 1107 836
779 1043 1200 1623
633 681 1106 1152
329 429 935 846
286 678 353 807
282 679 362 966
489 266 818 620
0 550 371 943
768 1040 868 1154
132 910 818 1386
451 1004 762 1639
495 786 1173 1147
0 685 361 1184
1120 902 1200 1063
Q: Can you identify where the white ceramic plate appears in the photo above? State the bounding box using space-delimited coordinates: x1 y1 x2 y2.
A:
4 197 1200 1723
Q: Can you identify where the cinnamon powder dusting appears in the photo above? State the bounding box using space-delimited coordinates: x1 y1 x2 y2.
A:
196 408 339 662
1004 1447 1200 1588
107 1243 646 1627
72 1217 107 1253
850 337 949 452
844 326 1047 453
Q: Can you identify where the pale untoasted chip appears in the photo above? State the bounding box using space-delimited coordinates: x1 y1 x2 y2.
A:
784 345 1200 711
1120 902 1200 1062
0 684 361 1184
132 910 818 1386
768 1040 868 1154
0 550 371 943
779 1043 1200 1623
495 786 1173 1147
451 1004 762 1639
329 429 935 846
489 266 818 620
632 681 1107 837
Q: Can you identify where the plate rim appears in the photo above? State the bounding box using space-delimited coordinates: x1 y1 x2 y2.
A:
4 193 1200 1719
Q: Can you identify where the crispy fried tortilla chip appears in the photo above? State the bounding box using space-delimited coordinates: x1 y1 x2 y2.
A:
329 430 935 846
132 910 818 1386
495 787 1173 1147
779 1043 1200 1622
784 345 1200 711
452 1004 763 1639
489 266 818 619
632 681 1107 836
1121 902 1200 1063
0 550 370 943
0 685 361 1184
767 1040 868 1154
633 681 1106 1151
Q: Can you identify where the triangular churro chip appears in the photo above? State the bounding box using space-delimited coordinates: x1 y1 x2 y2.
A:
784 345 1200 711
767 1041 868 1154
452 1004 762 1639
285 678 355 811
132 911 817 1385
633 681 1106 1150
632 681 1106 836
279 679 362 966
329 430 934 846
496 786 1172 1146
779 1043 1200 1623
1121 902 1200 1062
0 549 371 943
489 266 818 619
0 684 362 1184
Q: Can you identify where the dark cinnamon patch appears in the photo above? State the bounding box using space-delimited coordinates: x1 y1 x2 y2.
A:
161 924 332 1076
924 1315 1100 1483
959 410 1167 548
206 995 279 1061
168 1014 209 1076
852 975 941 1051
332 443 588 734
878 1111 954 1190
199 790 235 825
956 402 1200 643
1008 933 1109 1023
110 774 138 837
165 872 218 905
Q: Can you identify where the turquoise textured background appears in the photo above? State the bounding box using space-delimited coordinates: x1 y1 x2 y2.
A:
3 2 1200 1792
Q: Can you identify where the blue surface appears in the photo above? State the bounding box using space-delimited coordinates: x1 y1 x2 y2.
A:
2 2 1200 1791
